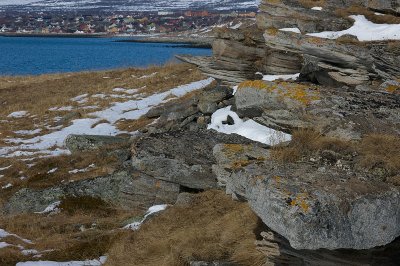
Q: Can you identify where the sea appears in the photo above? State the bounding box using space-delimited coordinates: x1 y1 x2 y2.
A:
0 36 211 76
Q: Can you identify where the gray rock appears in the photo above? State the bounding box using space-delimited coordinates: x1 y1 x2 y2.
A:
55 111 81 126
131 130 258 190
65 134 129 153
3 170 180 214
213 143 400 250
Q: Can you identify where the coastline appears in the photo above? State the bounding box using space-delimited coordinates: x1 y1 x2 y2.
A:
0 33 214 48
0 32 109 38
114 36 214 48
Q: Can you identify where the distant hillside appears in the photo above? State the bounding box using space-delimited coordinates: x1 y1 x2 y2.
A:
0 0 259 11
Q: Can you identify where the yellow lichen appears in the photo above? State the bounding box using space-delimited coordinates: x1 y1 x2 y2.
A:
385 85 399 93
266 27 279 36
223 143 245 153
290 193 310 213
238 80 269 90
231 160 251 169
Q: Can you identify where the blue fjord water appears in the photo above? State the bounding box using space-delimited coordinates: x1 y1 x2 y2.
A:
0 36 211 76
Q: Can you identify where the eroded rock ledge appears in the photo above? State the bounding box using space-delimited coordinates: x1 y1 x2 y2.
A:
179 0 400 87
213 143 400 250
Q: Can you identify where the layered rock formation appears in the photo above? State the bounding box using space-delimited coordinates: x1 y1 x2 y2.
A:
179 0 400 87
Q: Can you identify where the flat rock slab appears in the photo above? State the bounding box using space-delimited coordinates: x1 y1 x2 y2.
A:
3 170 180 214
131 130 258 190
213 143 400 250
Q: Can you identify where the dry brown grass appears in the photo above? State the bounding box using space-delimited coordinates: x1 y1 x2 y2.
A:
0 63 203 117
0 196 141 266
106 190 265 266
271 129 353 163
357 134 400 176
335 6 400 24
0 63 204 142
271 130 400 179
298 0 326 9
115 117 155 132
0 141 130 205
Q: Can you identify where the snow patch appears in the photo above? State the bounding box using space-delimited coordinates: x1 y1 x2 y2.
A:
16 256 107 266
0 78 214 158
311 6 323 11
124 204 168 230
262 73 300 81
8 111 28 118
307 15 400 41
34 201 61 214
279 27 301 34
208 106 291 145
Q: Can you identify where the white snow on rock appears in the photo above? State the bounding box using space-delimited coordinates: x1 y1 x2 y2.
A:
138 72 158 79
208 106 291 145
307 15 400 41
68 164 95 174
0 242 12 249
8 111 29 118
34 201 61 214
49 106 74 112
47 168 58 174
14 129 42 135
2 183 13 189
0 228 33 244
16 256 107 266
0 165 12 171
279 27 301 34
262 73 300 81
124 204 168 230
311 6 323 11
0 78 214 158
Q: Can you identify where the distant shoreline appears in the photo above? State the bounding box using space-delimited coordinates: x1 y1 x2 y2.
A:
0 33 214 48
0 33 108 38
116 37 213 49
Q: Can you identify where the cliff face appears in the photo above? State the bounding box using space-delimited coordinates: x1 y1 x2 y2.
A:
180 0 400 87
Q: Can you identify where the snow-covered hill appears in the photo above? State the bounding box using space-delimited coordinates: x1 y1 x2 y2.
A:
0 0 258 11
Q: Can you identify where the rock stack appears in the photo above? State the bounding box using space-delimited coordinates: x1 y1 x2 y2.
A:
179 0 400 87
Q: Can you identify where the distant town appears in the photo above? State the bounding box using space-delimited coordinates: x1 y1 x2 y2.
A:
0 10 256 35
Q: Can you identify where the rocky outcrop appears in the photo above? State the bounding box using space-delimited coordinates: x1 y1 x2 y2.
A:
144 84 233 133
179 0 400 87
234 80 400 139
4 129 257 214
212 143 400 250
3 169 180 214
131 130 258 190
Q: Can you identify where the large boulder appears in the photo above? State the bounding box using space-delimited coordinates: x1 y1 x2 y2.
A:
212 143 400 250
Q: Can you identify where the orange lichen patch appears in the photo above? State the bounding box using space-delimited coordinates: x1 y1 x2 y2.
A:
385 85 399 94
238 80 269 90
279 83 320 105
265 27 279 36
155 180 161 189
290 193 310 213
232 160 252 169
307 36 325 45
239 80 320 106
223 143 245 153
